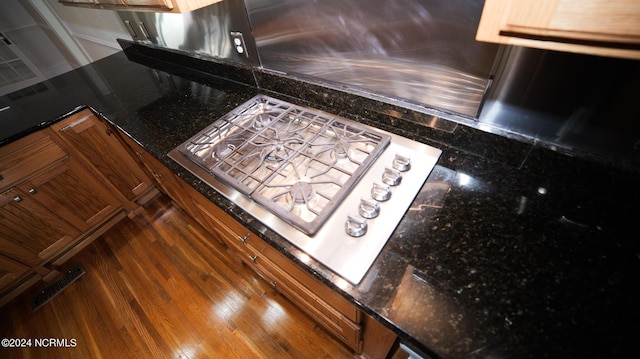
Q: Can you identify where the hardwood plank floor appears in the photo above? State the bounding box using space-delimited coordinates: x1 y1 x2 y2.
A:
0 195 358 359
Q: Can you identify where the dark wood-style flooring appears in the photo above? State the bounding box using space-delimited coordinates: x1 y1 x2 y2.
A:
0 195 359 358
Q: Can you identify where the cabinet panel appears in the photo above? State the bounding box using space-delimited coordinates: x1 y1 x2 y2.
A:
476 0 640 60
248 246 363 352
504 0 640 40
0 188 80 267
59 0 222 13
190 188 363 352
51 109 153 202
0 254 31 292
119 134 201 220
125 0 172 9
0 132 66 192
17 158 121 231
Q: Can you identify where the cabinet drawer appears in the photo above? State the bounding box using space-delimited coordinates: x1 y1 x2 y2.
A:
248 248 362 352
248 235 361 323
208 217 363 352
0 254 31 292
187 188 363 350
191 192 361 323
0 132 67 191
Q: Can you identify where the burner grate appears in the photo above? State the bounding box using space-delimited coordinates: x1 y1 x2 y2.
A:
177 95 390 234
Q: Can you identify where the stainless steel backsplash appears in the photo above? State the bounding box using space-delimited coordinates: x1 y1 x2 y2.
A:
116 0 639 164
244 0 498 118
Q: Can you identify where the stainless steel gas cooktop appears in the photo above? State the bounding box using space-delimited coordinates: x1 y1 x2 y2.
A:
169 95 441 285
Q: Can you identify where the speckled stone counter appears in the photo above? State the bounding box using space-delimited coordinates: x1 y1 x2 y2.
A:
2 42 639 359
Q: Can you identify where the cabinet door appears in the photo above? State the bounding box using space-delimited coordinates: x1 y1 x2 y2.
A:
503 0 640 41
0 188 80 267
119 133 202 219
477 0 640 60
189 188 364 352
124 0 173 9
0 254 31 292
17 158 121 232
58 0 95 4
51 110 153 202
0 131 67 193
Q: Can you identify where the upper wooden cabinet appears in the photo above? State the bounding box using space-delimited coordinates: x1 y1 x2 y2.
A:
476 0 640 60
58 0 223 13
50 109 154 208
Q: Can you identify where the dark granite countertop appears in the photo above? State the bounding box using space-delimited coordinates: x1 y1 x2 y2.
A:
2 42 639 359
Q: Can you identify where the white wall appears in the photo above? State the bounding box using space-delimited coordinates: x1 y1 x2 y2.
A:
0 0 130 81
0 0 72 78
47 0 129 61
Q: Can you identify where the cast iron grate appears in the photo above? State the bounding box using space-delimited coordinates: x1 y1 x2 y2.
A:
32 263 86 311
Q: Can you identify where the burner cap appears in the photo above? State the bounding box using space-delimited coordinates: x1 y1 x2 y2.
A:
289 181 314 204
333 139 351 159
253 113 272 128
212 141 235 159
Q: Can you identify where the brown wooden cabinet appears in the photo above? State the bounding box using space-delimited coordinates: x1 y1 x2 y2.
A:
0 111 152 306
16 158 121 232
0 255 31 294
50 109 155 215
0 187 80 269
476 0 640 60
189 189 366 353
117 133 201 221
59 0 222 13
1 132 84 271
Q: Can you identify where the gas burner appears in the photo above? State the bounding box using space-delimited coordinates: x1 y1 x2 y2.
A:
187 133 246 168
212 140 236 159
288 181 314 204
254 129 305 163
252 113 271 128
250 102 278 129
333 139 351 159
269 180 319 213
309 122 373 166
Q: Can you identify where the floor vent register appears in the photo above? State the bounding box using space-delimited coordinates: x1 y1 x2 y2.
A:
32 263 86 311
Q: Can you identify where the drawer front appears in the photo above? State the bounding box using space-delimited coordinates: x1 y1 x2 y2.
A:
0 133 67 191
192 192 361 323
248 248 362 352
187 188 362 350
190 193 250 240
191 195 250 247
246 234 361 323
0 254 31 291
